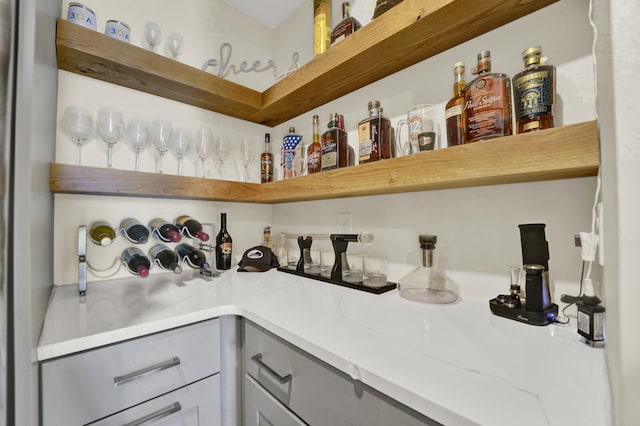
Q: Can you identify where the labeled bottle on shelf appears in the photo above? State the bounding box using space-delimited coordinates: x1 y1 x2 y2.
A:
89 221 116 246
215 212 233 270
119 217 150 244
445 61 466 147
513 46 556 133
307 115 322 174
330 2 362 46
358 100 392 163
148 218 182 243
149 243 182 274
282 127 302 180
321 113 350 171
313 0 331 56
176 243 210 270
463 50 513 143
260 133 274 183
175 215 209 241
121 247 151 277
263 226 272 249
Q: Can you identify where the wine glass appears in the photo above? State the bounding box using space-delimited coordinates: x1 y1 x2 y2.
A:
144 21 162 51
214 136 231 176
195 127 213 178
167 32 184 59
125 119 150 171
60 106 94 165
151 119 173 173
240 138 256 182
96 107 124 168
171 127 191 176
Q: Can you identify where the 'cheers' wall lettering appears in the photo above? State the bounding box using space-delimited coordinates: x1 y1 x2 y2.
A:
201 43 300 80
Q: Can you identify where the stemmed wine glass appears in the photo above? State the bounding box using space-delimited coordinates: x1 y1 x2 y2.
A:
214 136 231 177
125 119 150 171
144 21 162 52
171 127 191 176
96 107 124 168
167 32 184 59
240 138 256 182
195 127 213 178
60 106 94 165
151 119 173 173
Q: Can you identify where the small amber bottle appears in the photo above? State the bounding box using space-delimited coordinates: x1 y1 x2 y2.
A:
445 61 466 146
513 46 556 133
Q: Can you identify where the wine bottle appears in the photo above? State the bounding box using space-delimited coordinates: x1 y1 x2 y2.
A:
89 221 116 246
260 133 273 183
175 215 210 241
121 247 151 277
149 243 182 274
120 217 150 244
149 218 182 243
176 243 210 270
215 212 233 270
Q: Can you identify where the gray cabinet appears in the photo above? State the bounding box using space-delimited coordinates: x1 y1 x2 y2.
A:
244 374 306 426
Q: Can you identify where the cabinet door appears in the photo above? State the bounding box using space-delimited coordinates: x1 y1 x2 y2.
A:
90 374 220 426
244 374 307 426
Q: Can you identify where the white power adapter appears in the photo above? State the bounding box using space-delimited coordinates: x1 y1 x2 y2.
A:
580 232 599 262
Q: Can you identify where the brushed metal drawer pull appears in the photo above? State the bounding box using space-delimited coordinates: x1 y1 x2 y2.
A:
251 353 292 384
113 357 181 387
123 401 181 426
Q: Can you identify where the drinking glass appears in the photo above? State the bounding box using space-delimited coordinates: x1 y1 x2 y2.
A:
60 106 94 165
303 248 321 275
363 254 388 288
195 127 213 178
171 127 192 176
214 136 231 176
240 137 256 182
341 252 363 284
125 119 150 171
167 32 184 59
144 21 162 51
96 107 124 168
151 119 173 173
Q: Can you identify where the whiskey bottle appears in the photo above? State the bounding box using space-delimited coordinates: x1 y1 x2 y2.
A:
282 127 302 179
513 46 556 133
463 51 513 143
321 113 349 171
358 100 392 163
307 115 322 174
445 61 466 147
215 212 233 270
330 2 362 47
313 0 331 56
260 133 273 183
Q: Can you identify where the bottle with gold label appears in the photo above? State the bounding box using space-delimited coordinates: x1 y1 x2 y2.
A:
307 115 322 174
513 46 556 133
445 61 466 146
321 113 349 171
313 0 331 56
358 100 392 163
463 51 513 143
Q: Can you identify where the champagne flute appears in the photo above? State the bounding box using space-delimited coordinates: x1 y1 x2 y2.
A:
195 127 213 178
144 21 162 51
96 107 124 168
60 106 94 165
214 136 231 176
167 32 184 59
151 119 173 173
240 137 256 182
125 119 150 171
171 127 191 176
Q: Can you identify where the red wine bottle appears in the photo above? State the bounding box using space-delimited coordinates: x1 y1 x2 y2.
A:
120 217 150 244
149 244 182 274
175 215 210 241
121 247 151 277
149 218 182 243
215 212 233 270
176 243 210 270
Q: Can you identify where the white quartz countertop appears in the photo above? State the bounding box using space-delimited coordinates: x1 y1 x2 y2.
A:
38 269 611 426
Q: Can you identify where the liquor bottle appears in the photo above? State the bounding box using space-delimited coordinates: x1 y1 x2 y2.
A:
175 215 209 241
372 0 404 19
176 243 210 270
445 61 466 147
121 247 151 277
463 50 513 143
358 100 392 163
330 2 362 46
89 221 116 246
313 0 331 56
119 217 149 244
307 115 322 174
260 133 273 183
149 243 182 274
513 46 556 133
215 212 233 270
321 113 349 171
282 127 302 180
263 226 272 249
149 218 182 243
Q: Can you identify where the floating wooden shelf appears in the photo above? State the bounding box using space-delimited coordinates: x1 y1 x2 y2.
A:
56 0 558 127
50 121 599 204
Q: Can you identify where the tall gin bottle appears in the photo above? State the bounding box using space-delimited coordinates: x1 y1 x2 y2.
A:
358 100 392 163
463 51 513 143
445 61 466 146
321 113 349 171
513 46 556 133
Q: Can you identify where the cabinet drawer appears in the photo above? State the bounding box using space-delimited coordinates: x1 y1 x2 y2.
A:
243 320 437 426
243 374 306 426
41 319 220 426
91 374 220 426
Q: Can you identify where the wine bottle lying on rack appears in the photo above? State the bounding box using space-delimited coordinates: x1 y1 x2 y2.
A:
89 221 116 246
149 243 182 274
175 215 209 241
149 218 182 243
121 247 151 277
176 243 209 270
120 217 149 244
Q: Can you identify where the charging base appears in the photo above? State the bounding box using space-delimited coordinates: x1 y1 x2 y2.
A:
489 298 558 326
